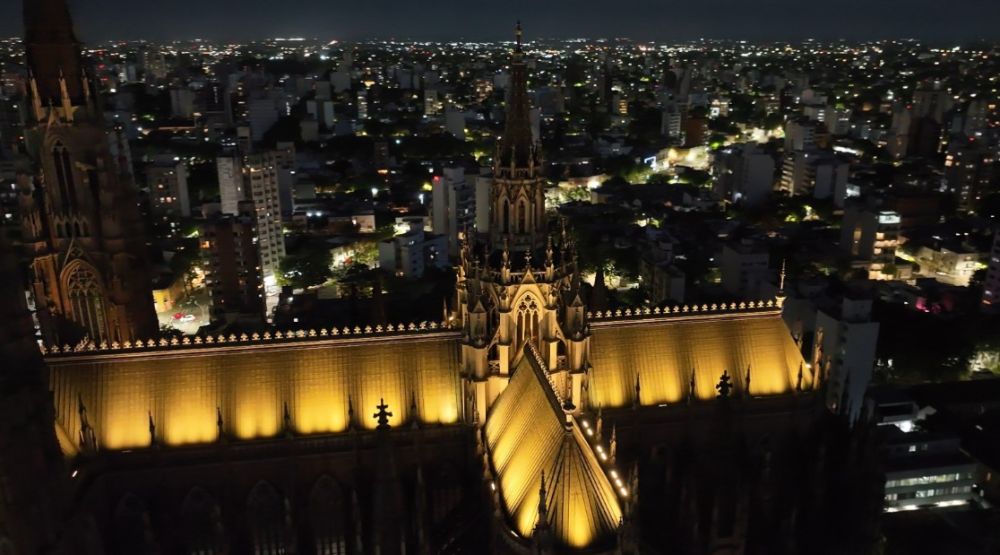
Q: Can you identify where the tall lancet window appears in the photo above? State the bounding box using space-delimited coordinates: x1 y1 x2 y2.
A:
52 142 77 210
517 200 527 234
181 487 225 555
516 295 540 353
247 481 289 555
308 476 347 555
502 200 510 234
65 263 107 340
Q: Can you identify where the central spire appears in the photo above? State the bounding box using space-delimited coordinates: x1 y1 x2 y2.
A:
497 21 535 171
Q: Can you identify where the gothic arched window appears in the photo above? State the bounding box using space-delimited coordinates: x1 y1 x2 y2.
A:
247 481 289 555
52 142 76 210
113 493 156 555
64 263 108 341
502 200 510 234
516 295 540 352
431 464 463 526
181 487 225 555
308 476 347 555
517 200 527 234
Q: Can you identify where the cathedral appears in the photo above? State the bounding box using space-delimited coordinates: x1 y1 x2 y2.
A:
0 5 883 555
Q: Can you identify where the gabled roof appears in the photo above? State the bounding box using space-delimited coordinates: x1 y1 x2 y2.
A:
588 310 809 407
485 344 622 549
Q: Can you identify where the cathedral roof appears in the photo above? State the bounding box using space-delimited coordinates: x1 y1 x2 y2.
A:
485 344 622 549
46 331 462 450
587 308 810 408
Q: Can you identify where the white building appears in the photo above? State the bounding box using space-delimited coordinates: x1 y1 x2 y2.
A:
981 230 1000 313
216 154 244 215
784 118 825 151
815 297 879 423
306 99 335 128
779 150 849 200
245 150 289 295
432 166 477 257
378 223 449 279
445 107 465 140
713 144 775 206
720 239 770 299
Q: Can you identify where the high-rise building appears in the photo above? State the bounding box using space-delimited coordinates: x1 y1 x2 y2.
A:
814 297 879 422
357 89 369 120
445 106 465 140
943 139 996 213
247 94 281 142
17 0 156 344
431 166 476 257
983 229 1000 313
720 239 770 299
779 150 849 200
216 153 244 215
911 81 953 125
200 202 265 325
169 87 196 119
245 149 289 288
147 159 191 219
713 144 775 206
841 205 900 280
784 117 829 151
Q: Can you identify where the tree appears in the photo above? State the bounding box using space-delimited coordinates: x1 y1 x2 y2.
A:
278 244 333 290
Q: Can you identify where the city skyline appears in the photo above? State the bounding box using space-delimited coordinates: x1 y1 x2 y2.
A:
3 0 1000 42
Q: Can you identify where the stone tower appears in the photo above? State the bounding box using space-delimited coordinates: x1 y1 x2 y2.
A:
457 23 591 423
18 0 157 345
489 21 547 252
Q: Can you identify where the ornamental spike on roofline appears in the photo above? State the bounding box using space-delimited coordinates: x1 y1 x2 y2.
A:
586 297 784 322
40 319 458 356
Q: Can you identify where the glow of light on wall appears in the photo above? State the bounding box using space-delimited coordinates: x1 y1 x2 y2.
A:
49 335 461 451
588 314 807 408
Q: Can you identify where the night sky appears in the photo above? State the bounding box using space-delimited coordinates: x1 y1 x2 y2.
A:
4 0 1000 42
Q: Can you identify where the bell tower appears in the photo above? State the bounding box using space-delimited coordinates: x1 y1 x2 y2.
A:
18 0 157 346
489 21 547 252
456 23 591 424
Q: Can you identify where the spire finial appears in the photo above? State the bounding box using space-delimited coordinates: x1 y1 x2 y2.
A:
515 21 523 53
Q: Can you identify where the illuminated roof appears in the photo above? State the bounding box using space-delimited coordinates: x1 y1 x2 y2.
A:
47 332 461 451
588 310 809 408
485 345 622 549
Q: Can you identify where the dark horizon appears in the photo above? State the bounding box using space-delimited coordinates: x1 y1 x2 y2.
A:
2 0 1000 44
